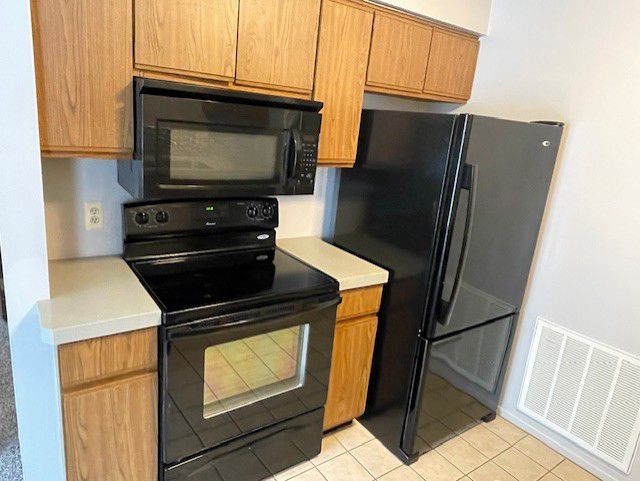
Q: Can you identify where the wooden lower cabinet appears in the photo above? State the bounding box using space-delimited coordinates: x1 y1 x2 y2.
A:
324 285 383 431
62 373 157 481
59 329 158 481
62 373 158 481
324 315 378 430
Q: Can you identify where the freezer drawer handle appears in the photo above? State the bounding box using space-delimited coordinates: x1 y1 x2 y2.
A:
439 163 477 326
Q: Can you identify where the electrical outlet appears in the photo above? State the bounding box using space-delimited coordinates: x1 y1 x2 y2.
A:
84 201 103 230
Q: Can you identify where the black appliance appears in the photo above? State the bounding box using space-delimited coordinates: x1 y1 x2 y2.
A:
118 78 322 200
332 111 563 463
123 198 339 481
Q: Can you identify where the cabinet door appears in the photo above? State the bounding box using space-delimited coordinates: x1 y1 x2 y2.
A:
63 372 157 481
366 12 433 94
314 0 373 167
236 0 321 94
135 0 239 82
31 0 133 158
423 29 480 100
324 315 378 430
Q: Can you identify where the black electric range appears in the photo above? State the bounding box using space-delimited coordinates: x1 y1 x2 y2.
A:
123 198 339 481
130 248 336 325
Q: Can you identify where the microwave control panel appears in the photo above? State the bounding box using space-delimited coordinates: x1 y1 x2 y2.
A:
293 136 318 193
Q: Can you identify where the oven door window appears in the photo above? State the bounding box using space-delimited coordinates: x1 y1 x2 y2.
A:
203 325 309 418
158 121 287 186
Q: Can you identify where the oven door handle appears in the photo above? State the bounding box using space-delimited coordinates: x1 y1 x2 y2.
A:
166 294 341 339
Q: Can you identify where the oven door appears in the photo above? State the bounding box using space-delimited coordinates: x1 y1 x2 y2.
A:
140 92 317 198
161 294 339 466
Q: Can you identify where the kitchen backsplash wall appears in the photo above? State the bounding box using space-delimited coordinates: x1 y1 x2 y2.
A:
42 159 133 260
42 158 339 260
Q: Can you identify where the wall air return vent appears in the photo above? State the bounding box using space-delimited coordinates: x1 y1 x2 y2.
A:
519 318 640 473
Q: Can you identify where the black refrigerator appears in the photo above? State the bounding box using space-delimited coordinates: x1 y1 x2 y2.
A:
331 111 563 463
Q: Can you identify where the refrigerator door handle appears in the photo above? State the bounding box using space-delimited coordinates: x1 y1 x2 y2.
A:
439 163 478 326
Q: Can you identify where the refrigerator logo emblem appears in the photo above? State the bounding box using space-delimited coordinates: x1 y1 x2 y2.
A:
257 234 270 240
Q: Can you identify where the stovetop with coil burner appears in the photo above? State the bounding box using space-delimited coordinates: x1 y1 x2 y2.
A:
122 198 338 325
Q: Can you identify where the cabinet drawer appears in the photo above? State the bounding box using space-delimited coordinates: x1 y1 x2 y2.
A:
59 328 157 390
337 285 383 321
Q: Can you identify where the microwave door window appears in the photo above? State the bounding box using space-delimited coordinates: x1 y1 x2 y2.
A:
159 121 284 183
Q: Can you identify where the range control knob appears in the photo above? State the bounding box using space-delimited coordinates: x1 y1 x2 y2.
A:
134 211 149 225
247 206 258 218
155 211 169 224
262 205 274 218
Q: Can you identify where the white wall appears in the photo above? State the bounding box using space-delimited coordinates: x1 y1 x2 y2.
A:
422 0 640 479
43 160 338 259
43 159 134 260
0 1 65 480
376 0 492 34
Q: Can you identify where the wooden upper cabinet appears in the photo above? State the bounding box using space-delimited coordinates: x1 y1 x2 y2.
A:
366 12 433 94
135 0 239 82
31 0 133 158
423 29 480 101
236 0 321 94
314 0 373 166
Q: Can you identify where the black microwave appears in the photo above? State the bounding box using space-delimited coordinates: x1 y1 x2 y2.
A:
118 78 322 199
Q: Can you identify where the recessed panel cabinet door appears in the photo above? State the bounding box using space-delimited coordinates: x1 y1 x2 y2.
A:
62 373 157 481
314 0 373 166
366 12 433 94
324 315 378 430
423 29 480 100
236 0 321 93
31 0 133 158
135 0 239 82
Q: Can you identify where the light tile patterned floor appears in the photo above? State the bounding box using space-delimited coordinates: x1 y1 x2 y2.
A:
264 417 600 481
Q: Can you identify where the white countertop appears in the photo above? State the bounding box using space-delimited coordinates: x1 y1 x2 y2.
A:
277 237 388 291
35 239 386 345
36 256 161 345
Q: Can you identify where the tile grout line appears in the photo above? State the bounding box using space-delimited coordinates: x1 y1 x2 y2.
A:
465 437 556 481
310 418 574 481
430 424 559 481
348 442 379 479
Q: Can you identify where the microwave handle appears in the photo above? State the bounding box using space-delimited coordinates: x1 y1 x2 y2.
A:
288 129 303 178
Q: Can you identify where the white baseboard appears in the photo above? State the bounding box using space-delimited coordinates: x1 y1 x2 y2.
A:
497 407 628 481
